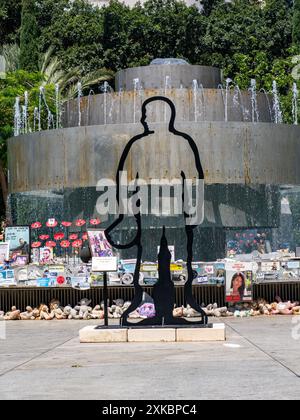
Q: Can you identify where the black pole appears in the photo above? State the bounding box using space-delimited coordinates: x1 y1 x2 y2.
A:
103 271 108 326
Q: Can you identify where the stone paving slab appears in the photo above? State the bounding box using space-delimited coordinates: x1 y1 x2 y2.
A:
0 318 299 400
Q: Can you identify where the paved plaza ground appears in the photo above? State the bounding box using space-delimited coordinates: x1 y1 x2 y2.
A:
0 317 299 400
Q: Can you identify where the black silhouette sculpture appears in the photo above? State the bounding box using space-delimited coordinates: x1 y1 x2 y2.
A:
105 96 208 326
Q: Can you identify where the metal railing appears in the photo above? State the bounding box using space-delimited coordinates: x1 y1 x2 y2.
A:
0 283 299 313
0 285 224 312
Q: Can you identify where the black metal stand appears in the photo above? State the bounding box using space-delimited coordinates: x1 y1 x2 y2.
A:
103 271 108 326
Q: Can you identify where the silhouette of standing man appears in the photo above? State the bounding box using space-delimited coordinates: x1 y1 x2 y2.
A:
105 96 207 326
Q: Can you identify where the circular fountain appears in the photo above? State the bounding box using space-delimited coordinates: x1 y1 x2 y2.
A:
8 61 300 260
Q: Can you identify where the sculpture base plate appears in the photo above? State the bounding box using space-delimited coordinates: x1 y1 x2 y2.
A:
79 323 225 343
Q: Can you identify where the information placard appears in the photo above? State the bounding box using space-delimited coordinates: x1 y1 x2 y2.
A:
92 256 118 272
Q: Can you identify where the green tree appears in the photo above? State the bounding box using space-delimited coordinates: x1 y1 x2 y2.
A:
293 0 300 50
39 0 104 74
102 0 133 70
200 0 223 17
262 0 292 58
19 0 39 71
0 0 22 45
140 0 207 65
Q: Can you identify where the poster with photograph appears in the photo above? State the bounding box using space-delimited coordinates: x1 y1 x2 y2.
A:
71 277 90 290
31 248 40 264
0 242 9 265
108 272 120 285
260 261 281 272
90 273 104 286
14 266 28 282
5 226 30 256
192 262 225 285
65 264 90 278
27 265 45 280
39 247 54 264
120 259 137 274
225 261 255 303
11 255 28 267
88 230 114 257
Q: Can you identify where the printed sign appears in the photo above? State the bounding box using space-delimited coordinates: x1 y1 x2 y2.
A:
92 256 118 272
141 263 158 272
37 278 51 287
0 269 16 286
170 263 183 272
0 243 9 264
287 261 300 269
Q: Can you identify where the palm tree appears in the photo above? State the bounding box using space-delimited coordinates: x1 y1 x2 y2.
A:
40 47 114 99
0 44 20 72
1 44 114 98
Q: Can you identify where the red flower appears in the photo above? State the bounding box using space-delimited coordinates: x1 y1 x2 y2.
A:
61 221 72 227
46 219 58 228
54 232 65 241
82 232 88 241
69 234 78 240
39 234 50 241
75 219 86 227
60 240 70 248
72 240 82 248
32 241 41 248
46 240 56 248
31 222 42 229
56 276 65 285
89 218 101 226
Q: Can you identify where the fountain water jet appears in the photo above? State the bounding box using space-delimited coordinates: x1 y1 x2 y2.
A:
224 78 232 122
292 82 298 125
249 79 259 123
272 81 283 124
55 84 61 129
77 82 83 127
14 97 21 137
133 78 140 124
